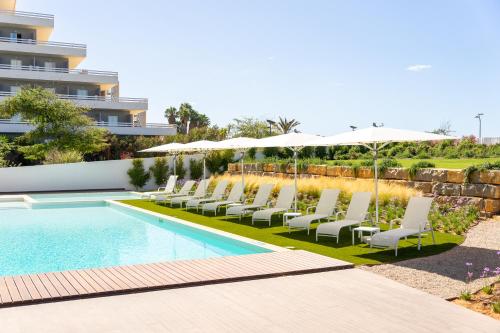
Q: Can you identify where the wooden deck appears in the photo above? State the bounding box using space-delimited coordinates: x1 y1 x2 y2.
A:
0 250 352 307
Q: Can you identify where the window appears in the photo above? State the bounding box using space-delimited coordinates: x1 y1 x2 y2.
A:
76 89 88 99
108 116 118 126
44 62 56 71
10 86 21 94
46 88 56 94
10 59 22 69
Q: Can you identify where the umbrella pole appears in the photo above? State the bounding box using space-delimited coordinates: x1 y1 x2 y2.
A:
373 143 379 224
173 154 177 176
203 153 206 181
241 151 245 201
294 150 298 212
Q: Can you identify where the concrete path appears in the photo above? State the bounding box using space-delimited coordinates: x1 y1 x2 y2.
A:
363 219 500 299
0 269 497 332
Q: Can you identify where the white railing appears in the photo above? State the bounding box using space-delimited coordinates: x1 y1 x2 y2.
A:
482 137 500 145
0 36 85 50
0 63 118 77
0 10 54 20
0 119 175 129
0 91 147 104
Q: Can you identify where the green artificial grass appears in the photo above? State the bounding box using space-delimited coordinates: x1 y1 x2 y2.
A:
121 200 464 266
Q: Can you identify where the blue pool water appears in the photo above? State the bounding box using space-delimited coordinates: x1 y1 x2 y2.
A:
29 191 142 202
0 202 269 276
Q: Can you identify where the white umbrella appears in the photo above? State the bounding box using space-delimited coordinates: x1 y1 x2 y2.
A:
253 133 322 212
178 140 221 181
215 137 260 199
139 142 186 176
308 127 457 223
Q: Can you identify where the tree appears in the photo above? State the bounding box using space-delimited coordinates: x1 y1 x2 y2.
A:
432 121 453 135
0 87 108 161
127 158 150 190
229 117 271 138
178 103 194 134
149 157 169 186
164 107 178 125
275 117 300 134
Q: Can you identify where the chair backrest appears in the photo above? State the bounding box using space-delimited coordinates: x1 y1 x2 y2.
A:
193 179 210 197
345 192 371 221
315 189 340 216
210 180 229 199
227 182 244 202
178 180 196 195
401 197 433 230
163 175 178 193
252 184 274 206
275 184 295 209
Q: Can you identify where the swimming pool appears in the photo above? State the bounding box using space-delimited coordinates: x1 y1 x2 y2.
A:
29 191 142 202
0 200 271 276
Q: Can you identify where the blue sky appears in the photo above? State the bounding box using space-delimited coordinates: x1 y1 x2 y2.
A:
18 0 500 137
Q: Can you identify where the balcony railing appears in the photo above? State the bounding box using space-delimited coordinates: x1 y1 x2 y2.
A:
0 10 54 20
0 119 175 129
0 63 118 77
0 36 85 50
0 91 147 104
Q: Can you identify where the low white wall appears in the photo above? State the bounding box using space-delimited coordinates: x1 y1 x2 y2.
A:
0 155 203 193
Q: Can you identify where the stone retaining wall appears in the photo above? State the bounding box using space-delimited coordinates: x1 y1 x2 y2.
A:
227 163 500 215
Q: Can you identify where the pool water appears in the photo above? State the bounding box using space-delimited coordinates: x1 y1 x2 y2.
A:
29 191 142 202
0 202 269 276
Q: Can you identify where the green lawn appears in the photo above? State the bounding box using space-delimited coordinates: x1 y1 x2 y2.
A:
122 200 463 266
331 157 498 169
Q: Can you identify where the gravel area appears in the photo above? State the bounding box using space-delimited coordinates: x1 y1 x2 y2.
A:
362 219 500 299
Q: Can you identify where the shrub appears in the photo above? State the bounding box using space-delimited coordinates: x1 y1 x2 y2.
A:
408 161 436 179
127 158 150 190
43 149 83 165
493 302 500 314
189 159 204 179
149 157 169 186
314 146 327 159
378 158 402 174
429 205 479 235
463 160 500 183
459 291 472 301
205 149 234 175
175 156 186 179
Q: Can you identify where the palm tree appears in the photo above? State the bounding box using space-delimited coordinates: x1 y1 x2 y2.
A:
178 103 194 134
164 106 178 125
275 117 300 134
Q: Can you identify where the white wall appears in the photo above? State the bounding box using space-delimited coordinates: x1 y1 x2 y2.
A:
0 155 204 193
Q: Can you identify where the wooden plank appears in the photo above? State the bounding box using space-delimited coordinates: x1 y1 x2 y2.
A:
82 269 114 292
4 277 21 302
103 268 135 289
60 271 87 295
37 274 60 298
53 272 78 296
69 271 97 294
20 275 41 300
0 277 12 303
127 265 162 286
89 269 122 291
12 276 31 302
137 264 174 285
44 273 69 297
148 263 189 284
115 266 148 288
28 274 50 299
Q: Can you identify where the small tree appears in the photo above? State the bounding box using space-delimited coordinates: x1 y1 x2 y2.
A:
175 155 187 179
127 158 150 190
149 157 169 186
189 159 204 179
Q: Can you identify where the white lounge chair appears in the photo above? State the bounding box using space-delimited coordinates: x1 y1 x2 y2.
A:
316 192 371 243
369 197 435 256
152 180 195 203
252 184 295 226
185 180 229 211
141 175 178 198
287 189 340 235
201 182 244 215
170 179 210 208
226 183 275 220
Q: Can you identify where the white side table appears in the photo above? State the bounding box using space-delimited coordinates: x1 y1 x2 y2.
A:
352 226 380 245
283 212 302 226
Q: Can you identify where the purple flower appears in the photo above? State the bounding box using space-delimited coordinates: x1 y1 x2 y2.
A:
483 267 490 272
467 272 473 279
497 251 500 255
465 262 472 267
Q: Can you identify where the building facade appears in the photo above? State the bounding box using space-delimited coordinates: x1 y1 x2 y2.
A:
0 1 175 136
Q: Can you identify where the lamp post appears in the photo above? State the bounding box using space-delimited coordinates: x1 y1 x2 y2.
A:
350 125 357 131
266 119 276 135
474 113 484 144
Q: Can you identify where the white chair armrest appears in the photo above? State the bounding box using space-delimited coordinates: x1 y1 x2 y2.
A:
335 210 346 220
389 218 403 229
306 206 316 214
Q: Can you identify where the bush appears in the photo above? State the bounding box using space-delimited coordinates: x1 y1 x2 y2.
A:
149 157 169 186
408 161 436 179
378 158 402 174
314 146 327 159
175 156 186 179
127 158 150 190
43 150 84 165
189 159 204 179
429 205 479 235
463 160 500 183
205 150 234 175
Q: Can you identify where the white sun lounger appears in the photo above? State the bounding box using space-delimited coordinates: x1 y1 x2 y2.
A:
225 183 275 220
251 184 295 226
185 180 229 211
316 192 371 243
369 197 435 256
152 180 195 203
287 189 340 235
141 175 178 198
201 182 244 215
170 179 210 208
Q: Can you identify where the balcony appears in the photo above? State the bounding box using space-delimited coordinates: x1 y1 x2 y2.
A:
0 119 177 136
0 63 118 85
0 10 54 41
0 91 147 111
0 37 85 67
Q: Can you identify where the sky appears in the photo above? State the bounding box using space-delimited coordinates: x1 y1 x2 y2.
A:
17 0 500 137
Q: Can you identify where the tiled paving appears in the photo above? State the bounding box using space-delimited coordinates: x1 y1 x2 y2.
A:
0 250 352 307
